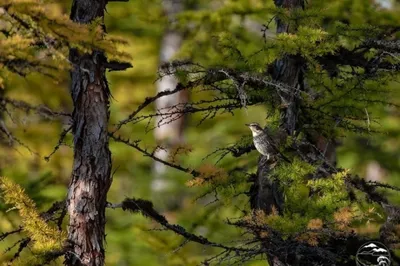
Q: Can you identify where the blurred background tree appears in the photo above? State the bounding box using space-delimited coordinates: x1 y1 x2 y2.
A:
0 0 400 265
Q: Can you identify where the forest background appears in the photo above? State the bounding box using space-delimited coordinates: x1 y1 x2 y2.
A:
1 0 400 265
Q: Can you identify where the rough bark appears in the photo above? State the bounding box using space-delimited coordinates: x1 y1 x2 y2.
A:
250 156 284 213
251 1 305 265
251 0 304 216
152 0 188 183
65 0 111 265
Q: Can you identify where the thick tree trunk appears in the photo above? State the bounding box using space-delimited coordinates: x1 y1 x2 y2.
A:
252 1 342 265
152 0 187 183
252 0 304 216
273 0 304 134
250 156 284 213
252 1 305 265
65 0 111 265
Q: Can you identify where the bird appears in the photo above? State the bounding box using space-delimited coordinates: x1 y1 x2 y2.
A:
246 122 288 162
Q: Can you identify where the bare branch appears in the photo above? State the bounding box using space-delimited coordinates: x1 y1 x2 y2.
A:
108 198 255 253
1 97 71 120
109 133 199 177
44 125 73 162
113 83 187 132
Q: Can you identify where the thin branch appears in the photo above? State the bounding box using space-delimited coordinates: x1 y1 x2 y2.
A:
44 125 73 161
108 198 254 253
113 83 187 132
9 238 31 263
1 97 71 119
367 181 400 192
109 133 200 177
0 227 22 242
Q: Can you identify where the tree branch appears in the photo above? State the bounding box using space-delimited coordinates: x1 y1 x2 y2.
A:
107 198 254 253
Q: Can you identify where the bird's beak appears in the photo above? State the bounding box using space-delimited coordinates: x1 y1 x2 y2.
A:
245 124 250 127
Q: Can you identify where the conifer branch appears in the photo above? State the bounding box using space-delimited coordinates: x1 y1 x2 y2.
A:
345 175 389 204
44 125 73 162
113 83 188 132
114 62 311 132
109 133 200 176
104 60 132 71
9 237 31 263
0 178 66 252
0 97 71 119
0 227 23 242
367 181 400 192
108 198 254 253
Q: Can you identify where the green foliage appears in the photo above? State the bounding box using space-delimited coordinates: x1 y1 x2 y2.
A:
274 27 338 59
265 161 345 234
1 0 400 265
0 177 66 252
262 167 380 243
0 0 130 87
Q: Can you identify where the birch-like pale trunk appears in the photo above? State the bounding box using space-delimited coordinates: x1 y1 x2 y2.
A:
152 0 188 187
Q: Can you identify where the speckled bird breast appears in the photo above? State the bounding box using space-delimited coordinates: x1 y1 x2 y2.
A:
253 133 275 157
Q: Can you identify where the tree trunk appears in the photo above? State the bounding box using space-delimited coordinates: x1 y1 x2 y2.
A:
152 0 187 183
250 156 284 214
252 1 305 265
252 0 304 216
65 0 111 265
